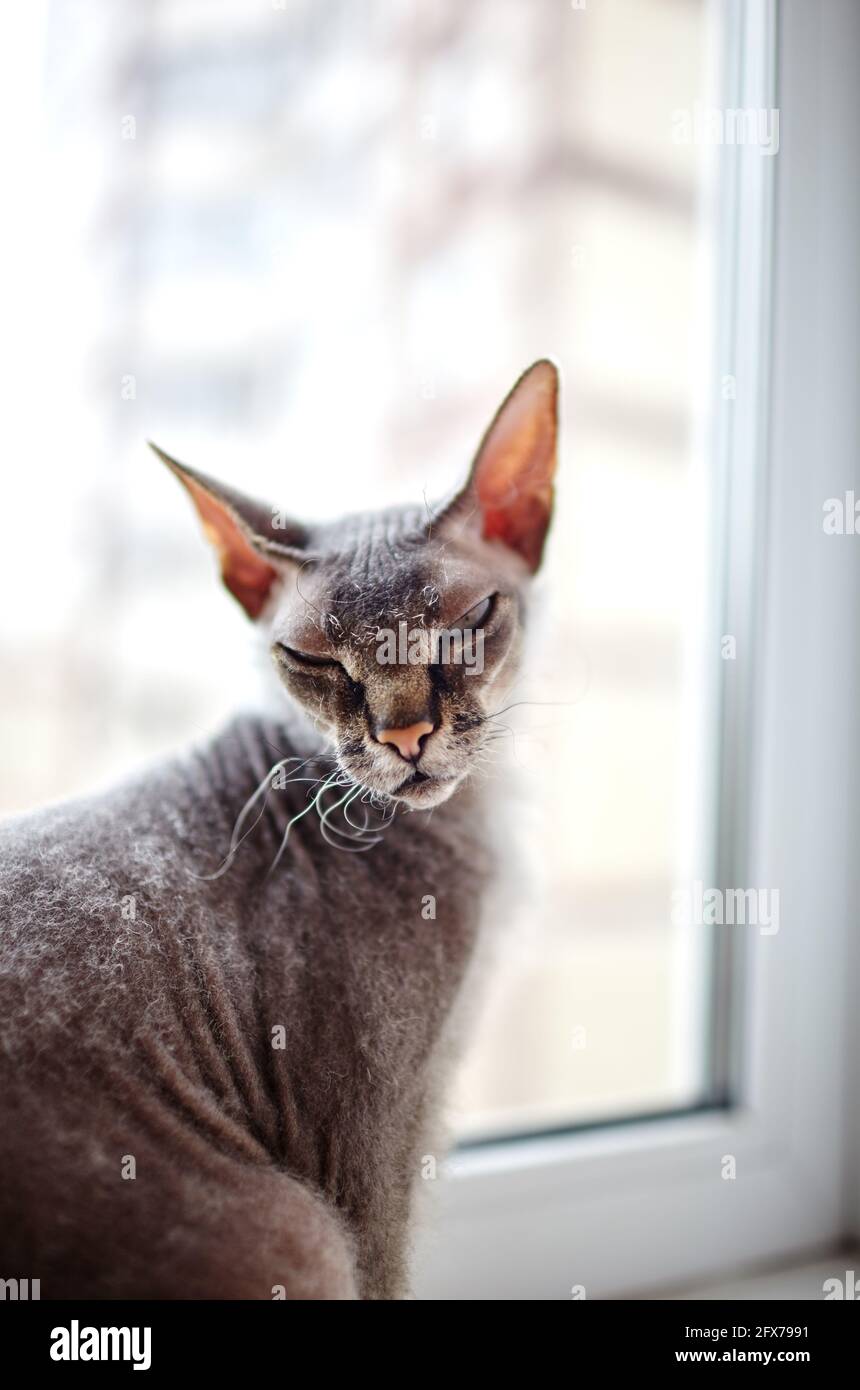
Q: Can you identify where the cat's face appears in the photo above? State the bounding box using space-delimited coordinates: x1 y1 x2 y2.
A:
267 526 527 807
155 359 558 808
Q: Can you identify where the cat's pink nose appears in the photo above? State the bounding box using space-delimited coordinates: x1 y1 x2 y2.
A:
376 720 435 762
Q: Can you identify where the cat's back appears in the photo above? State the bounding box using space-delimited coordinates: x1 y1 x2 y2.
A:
0 734 234 1031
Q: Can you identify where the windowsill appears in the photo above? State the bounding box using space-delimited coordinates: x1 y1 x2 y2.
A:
652 1247 860 1302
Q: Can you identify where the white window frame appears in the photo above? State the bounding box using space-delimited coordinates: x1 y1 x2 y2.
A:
414 0 860 1300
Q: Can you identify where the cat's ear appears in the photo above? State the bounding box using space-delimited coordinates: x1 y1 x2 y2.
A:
439 359 559 573
150 444 308 620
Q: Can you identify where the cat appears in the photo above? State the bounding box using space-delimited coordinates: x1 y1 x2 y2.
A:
0 359 558 1300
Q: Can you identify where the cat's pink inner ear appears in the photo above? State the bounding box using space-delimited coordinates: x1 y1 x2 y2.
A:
472 360 558 573
180 473 279 619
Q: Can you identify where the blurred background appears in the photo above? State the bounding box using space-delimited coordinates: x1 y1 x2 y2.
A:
0 0 719 1140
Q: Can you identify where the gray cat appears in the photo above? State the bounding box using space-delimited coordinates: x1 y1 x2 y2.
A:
0 360 558 1299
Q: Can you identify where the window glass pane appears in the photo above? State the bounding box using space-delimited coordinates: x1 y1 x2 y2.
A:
0 0 713 1139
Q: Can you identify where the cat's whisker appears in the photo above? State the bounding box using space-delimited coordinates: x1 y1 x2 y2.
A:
314 779 397 852
191 754 298 880
261 733 334 769
319 819 382 852
479 697 576 725
231 757 297 846
317 783 384 852
266 768 344 877
342 791 372 833
303 770 339 801
346 790 395 835
317 783 362 836
233 752 336 854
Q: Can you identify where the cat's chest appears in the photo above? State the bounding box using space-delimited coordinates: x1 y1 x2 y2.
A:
249 801 491 978
224 802 491 1067
163 806 491 1163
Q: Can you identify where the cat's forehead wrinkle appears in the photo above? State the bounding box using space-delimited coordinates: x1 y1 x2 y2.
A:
277 502 521 648
311 504 428 560
299 505 431 632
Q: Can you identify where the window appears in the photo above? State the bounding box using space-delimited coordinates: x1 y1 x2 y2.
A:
415 0 859 1298
1 0 856 1301
2 0 715 1140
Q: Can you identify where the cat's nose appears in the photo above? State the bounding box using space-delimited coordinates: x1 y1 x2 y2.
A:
376 720 435 762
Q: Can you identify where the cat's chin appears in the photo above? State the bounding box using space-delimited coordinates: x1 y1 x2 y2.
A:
333 757 465 809
391 773 461 809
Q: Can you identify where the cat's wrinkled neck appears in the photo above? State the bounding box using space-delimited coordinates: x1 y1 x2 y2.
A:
175 708 489 890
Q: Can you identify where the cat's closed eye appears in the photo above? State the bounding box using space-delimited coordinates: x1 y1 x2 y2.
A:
276 643 342 670
455 595 495 630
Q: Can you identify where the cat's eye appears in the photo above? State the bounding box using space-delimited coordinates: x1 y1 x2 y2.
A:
457 595 494 630
276 643 341 669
